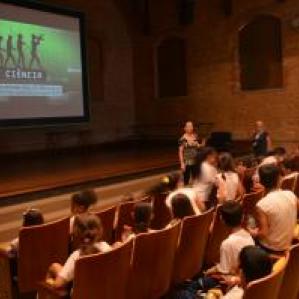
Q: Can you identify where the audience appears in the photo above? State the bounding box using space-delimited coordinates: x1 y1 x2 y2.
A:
219 246 272 299
166 193 196 228
9 208 44 257
193 147 218 203
121 202 154 242
249 164 298 253
46 214 111 290
70 189 98 234
216 153 244 203
205 201 254 279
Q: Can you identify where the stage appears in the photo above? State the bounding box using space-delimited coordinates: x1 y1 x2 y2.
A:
0 143 178 203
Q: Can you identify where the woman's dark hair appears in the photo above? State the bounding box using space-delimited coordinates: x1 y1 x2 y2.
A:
258 164 280 190
171 194 195 219
240 246 272 283
23 209 44 227
73 214 103 255
220 201 243 228
71 189 98 210
133 202 153 234
218 152 235 173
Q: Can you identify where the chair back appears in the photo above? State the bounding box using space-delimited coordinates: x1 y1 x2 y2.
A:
278 244 299 299
95 206 116 243
18 217 69 293
242 190 264 226
151 192 172 229
173 208 214 284
127 222 180 299
72 239 133 299
280 173 298 192
115 201 136 241
204 205 230 267
243 254 288 299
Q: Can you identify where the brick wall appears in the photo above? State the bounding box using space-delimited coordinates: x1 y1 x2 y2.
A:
132 0 299 149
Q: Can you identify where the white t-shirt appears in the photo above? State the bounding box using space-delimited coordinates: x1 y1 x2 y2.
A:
256 190 297 251
217 172 240 201
194 162 217 202
59 241 111 282
217 229 255 274
222 286 244 299
166 187 202 215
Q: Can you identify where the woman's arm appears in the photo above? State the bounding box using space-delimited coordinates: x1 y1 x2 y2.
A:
179 145 185 171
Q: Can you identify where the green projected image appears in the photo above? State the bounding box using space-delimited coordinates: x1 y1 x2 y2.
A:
0 19 82 95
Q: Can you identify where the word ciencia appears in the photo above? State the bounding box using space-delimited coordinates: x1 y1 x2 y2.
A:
3 68 46 80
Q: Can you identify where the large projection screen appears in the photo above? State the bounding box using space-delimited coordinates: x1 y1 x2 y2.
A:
0 0 89 127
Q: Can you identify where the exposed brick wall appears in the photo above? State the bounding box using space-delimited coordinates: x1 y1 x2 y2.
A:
0 0 135 153
132 0 299 149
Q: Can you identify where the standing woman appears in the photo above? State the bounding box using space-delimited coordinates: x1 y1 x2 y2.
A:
179 121 205 185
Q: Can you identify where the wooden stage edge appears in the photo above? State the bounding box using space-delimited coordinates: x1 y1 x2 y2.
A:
0 144 178 206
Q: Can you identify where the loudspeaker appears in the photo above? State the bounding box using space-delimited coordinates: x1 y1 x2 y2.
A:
179 0 196 25
207 132 232 152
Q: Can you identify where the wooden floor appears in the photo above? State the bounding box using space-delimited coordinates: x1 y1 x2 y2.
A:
0 145 178 200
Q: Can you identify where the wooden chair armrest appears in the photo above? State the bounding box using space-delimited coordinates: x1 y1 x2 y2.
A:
37 281 69 299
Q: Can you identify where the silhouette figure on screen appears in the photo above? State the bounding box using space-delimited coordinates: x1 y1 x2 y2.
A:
4 35 16 68
17 34 26 68
29 34 43 69
0 36 5 68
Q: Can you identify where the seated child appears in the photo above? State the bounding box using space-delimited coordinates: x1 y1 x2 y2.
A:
220 246 272 299
9 208 44 257
167 193 196 227
70 189 98 234
121 202 154 242
205 201 254 280
46 214 111 289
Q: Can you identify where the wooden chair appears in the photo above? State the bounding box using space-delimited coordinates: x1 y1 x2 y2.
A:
172 208 214 284
0 217 70 299
38 239 134 299
95 206 116 243
151 192 172 229
280 173 298 192
278 244 299 299
204 205 230 267
243 254 289 299
127 222 181 299
242 190 264 227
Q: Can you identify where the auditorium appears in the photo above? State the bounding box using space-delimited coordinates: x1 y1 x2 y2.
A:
1 0 299 299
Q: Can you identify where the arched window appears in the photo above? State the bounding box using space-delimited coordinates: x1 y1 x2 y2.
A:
239 15 283 90
157 37 187 98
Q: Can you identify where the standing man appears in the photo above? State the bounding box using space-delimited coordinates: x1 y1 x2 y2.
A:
252 121 272 157
29 34 43 69
0 36 4 68
17 34 26 69
4 35 16 68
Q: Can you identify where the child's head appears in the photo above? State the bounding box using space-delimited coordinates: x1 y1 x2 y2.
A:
218 152 235 173
171 194 195 220
273 146 287 163
133 202 153 234
200 146 218 166
71 189 98 214
220 201 243 228
239 246 272 284
258 164 280 190
23 208 44 227
73 214 103 253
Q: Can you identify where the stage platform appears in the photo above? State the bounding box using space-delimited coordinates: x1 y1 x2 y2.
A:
0 144 178 204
